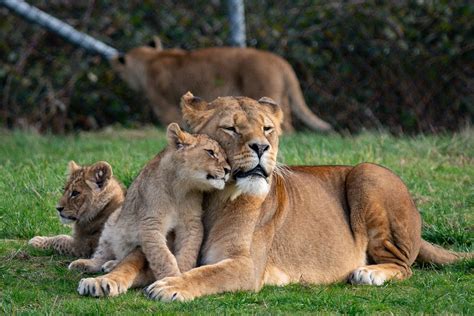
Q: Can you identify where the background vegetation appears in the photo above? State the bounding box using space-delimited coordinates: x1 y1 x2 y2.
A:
1 1 473 133
0 128 473 313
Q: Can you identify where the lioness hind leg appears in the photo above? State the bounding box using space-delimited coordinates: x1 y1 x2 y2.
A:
349 263 410 286
346 163 422 285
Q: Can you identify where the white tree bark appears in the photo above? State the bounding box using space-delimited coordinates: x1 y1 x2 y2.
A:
227 0 246 47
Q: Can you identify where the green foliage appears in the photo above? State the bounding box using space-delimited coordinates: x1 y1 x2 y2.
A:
0 129 473 313
0 1 473 133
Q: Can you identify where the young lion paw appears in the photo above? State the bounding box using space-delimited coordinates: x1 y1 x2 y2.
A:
348 267 387 286
68 259 101 273
101 260 119 273
77 277 127 297
28 236 49 249
144 276 195 302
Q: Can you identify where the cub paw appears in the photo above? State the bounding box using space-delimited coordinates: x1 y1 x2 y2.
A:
77 277 126 297
145 277 194 302
349 267 387 286
28 236 49 249
101 260 119 273
68 259 101 273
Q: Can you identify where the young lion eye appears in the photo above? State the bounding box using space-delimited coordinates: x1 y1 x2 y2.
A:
70 190 80 198
263 126 273 132
223 126 237 133
205 149 216 158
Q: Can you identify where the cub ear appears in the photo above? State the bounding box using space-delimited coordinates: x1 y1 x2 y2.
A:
166 123 194 149
258 96 284 133
148 36 163 51
181 92 214 132
67 160 81 175
85 161 113 191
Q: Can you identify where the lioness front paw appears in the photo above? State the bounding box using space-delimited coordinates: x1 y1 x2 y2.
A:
349 267 387 286
78 277 127 297
145 276 194 302
28 236 49 249
68 259 101 273
101 260 119 273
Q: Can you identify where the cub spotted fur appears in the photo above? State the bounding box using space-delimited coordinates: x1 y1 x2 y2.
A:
111 37 332 133
28 161 125 258
74 124 230 296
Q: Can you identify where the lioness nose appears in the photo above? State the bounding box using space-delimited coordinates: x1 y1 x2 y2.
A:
249 143 270 158
56 206 64 212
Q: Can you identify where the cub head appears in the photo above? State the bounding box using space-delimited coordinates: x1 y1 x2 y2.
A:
181 92 283 197
166 123 230 191
110 36 163 91
57 161 122 224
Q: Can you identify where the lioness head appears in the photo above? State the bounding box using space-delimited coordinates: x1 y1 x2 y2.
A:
181 92 283 197
166 123 230 191
110 36 164 91
57 161 122 224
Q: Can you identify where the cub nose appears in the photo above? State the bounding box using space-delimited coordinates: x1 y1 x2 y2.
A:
224 167 231 175
249 142 270 158
56 206 64 212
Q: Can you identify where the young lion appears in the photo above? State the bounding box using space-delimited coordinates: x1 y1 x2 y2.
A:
28 161 125 258
72 123 230 293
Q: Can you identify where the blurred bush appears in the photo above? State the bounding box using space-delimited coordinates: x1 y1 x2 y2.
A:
1 0 473 133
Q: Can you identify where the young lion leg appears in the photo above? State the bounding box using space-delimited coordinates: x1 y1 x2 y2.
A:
78 248 154 297
69 241 115 273
173 218 204 273
29 235 77 256
346 163 422 285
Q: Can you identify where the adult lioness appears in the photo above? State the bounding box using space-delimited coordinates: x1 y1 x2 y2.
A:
82 93 471 300
110 37 332 133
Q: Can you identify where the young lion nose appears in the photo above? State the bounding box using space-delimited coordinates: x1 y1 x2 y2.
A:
56 206 64 213
249 142 270 158
224 167 231 175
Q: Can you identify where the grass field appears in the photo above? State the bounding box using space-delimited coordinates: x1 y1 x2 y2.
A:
1 128 473 314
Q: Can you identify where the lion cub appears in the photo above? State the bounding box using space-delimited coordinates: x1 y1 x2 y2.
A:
70 123 230 281
28 161 125 258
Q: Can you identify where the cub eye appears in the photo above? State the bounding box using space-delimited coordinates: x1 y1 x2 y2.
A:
223 126 237 133
264 126 273 132
70 190 80 198
205 149 216 158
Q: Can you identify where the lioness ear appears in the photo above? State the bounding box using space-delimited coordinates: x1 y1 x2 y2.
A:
148 36 163 51
85 161 113 191
181 92 215 132
67 161 81 175
258 97 284 133
167 123 194 149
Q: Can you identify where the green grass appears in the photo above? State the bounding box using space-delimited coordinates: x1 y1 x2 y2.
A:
1 128 473 314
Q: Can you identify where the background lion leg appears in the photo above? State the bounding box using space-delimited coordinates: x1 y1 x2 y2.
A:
346 163 422 285
77 247 153 297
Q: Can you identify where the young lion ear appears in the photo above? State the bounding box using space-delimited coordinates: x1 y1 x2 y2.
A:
67 160 81 175
167 123 194 149
85 161 113 191
148 36 163 51
181 92 214 132
258 97 284 133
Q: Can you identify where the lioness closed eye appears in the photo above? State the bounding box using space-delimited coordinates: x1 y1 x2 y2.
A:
28 161 125 258
74 123 230 297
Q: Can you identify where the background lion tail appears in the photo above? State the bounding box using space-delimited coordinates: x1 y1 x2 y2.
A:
416 239 473 265
285 67 333 132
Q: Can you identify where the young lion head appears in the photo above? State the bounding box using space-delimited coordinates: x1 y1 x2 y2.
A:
57 161 124 224
166 123 231 191
181 92 283 197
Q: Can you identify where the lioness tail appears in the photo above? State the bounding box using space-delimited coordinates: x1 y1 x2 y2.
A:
285 66 333 132
416 239 473 265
